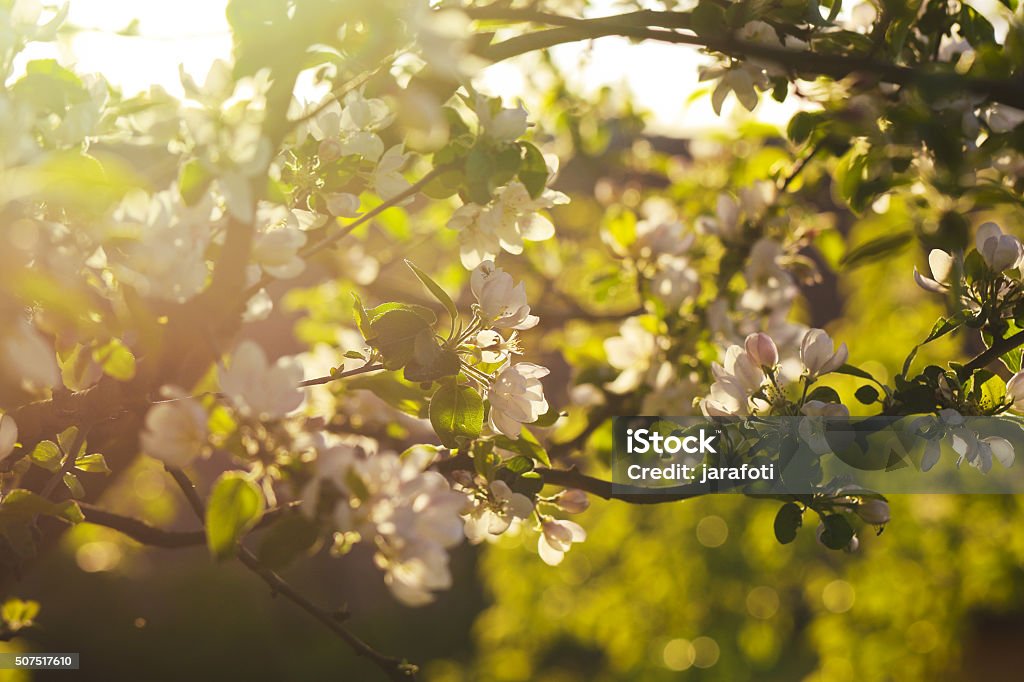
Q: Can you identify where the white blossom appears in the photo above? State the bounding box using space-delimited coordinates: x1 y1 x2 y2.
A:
2 318 60 389
219 340 304 419
463 480 533 544
914 249 955 293
0 413 18 462
975 222 1023 271
800 328 848 379
487 363 550 438
140 388 208 468
604 317 660 394
798 400 850 454
448 173 568 270
475 95 529 142
538 519 586 566
470 260 538 330
1007 370 1024 412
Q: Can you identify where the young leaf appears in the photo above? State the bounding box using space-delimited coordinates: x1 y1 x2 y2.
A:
429 383 484 448
405 260 458 327
75 453 111 474
205 473 265 560
773 502 803 544
29 441 62 472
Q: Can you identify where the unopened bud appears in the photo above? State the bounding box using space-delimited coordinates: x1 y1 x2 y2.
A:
855 499 890 525
744 332 778 369
555 489 590 514
318 139 342 163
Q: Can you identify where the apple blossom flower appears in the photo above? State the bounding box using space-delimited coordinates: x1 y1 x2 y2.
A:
475 330 522 364
1006 370 1024 412
800 328 848 379
975 222 1023 271
914 249 955 293
487 363 550 438
0 413 18 462
538 519 586 566
798 400 850 454
463 480 534 544
372 145 412 202
349 447 466 606
951 429 1015 473
251 226 307 279
475 95 529 142
470 260 538 330
700 343 771 417
310 89 393 163
2 317 60 389
604 317 661 394
325 192 361 218
140 388 209 468
219 340 304 419
448 172 568 270
650 255 700 308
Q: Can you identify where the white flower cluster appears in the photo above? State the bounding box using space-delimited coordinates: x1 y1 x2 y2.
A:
300 436 466 606
700 328 847 417
911 410 1016 474
469 261 551 439
446 97 568 269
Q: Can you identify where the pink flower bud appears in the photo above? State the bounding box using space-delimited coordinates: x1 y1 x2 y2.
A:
556 489 590 514
744 332 778 368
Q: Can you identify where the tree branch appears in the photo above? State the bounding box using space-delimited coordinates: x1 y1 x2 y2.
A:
164 467 416 681
79 502 301 549
963 330 1024 372
464 7 1024 109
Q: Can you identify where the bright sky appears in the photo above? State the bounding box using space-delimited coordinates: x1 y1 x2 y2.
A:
22 0 807 135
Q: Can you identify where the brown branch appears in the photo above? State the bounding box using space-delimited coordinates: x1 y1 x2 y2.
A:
465 7 1024 109
79 501 301 549
165 467 416 681
299 363 385 387
963 330 1024 372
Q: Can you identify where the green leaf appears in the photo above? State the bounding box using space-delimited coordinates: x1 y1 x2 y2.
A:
773 502 803 544
405 260 458 327
855 385 880 404
63 472 85 499
92 338 137 381
833 364 877 383
349 373 431 418
429 383 484 448
819 514 855 550
205 473 265 560
366 307 436 370
0 489 83 523
29 441 62 472
517 142 549 199
492 429 551 467
257 513 322 570
840 231 913 268
807 386 841 404
403 330 461 383
178 158 212 205
75 453 111 474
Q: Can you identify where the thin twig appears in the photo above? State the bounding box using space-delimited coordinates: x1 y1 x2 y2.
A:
243 166 449 298
79 502 301 549
300 363 385 387
165 467 416 680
